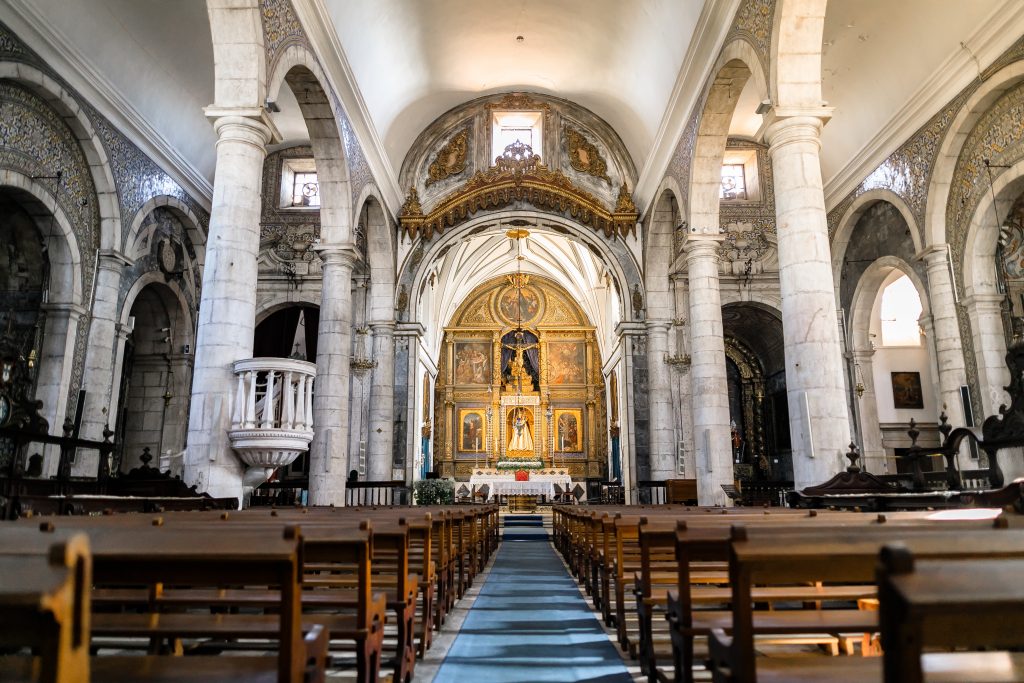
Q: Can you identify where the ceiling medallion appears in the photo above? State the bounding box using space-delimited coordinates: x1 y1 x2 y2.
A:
565 126 610 183
400 141 638 242
425 127 469 187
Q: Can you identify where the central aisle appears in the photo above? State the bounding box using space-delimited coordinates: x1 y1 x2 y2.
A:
432 516 633 683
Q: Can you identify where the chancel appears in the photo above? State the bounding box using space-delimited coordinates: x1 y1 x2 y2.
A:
4 1 1024 682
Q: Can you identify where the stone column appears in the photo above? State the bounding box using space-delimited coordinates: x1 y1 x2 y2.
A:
75 251 131 475
852 349 886 472
309 244 358 505
920 245 969 428
645 320 675 480
185 113 271 501
367 322 396 481
684 235 732 506
765 113 850 488
36 302 86 475
964 292 1010 417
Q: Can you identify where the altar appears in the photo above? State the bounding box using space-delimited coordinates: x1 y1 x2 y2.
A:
469 472 573 501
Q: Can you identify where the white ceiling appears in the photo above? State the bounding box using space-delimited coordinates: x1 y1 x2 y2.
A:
8 0 1024 218
819 0 1009 185
324 0 704 174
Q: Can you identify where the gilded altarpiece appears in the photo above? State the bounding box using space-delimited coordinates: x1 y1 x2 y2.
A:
434 276 607 480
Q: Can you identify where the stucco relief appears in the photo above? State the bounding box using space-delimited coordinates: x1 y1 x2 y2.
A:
718 141 777 271
119 208 201 315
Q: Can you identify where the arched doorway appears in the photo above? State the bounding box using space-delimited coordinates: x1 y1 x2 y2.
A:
721 303 788 483
254 305 320 361
115 283 191 472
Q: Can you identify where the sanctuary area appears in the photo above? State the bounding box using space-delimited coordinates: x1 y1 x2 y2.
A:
4 1 1024 682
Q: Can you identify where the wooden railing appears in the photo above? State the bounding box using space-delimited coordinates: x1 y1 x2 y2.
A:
344 480 411 506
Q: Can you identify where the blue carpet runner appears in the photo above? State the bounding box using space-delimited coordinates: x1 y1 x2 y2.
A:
432 517 632 682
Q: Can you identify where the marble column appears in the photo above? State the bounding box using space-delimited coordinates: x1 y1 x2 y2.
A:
309 244 358 505
964 292 1010 417
852 349 886 472
765 113 850 488
36 302 86 476
920 245 969 430
684 235 732 506
75 250 131 475
185 113 271 501
366 322 396 481
645 320 676 480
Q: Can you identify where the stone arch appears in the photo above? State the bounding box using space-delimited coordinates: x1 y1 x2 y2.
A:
925 61 1024 248
125 195 207 264
689 56 761 232
646 180 683 321
831 190 923 290
359 191 395 324
119 271 196 350
769 0 827 107
850 256 931 347
256 295 321 325
0 62 121 252
268 52 352 245
205 0 267 108
396 211 641 333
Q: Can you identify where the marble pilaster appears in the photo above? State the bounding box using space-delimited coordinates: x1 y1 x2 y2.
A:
309 244 358 504
765 113 850 487
367 321 396 481
684 235 732 506
645 320 675 480
964 292 1010 417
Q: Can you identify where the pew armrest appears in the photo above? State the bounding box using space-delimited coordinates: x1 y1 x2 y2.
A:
303 623 329 683
708 628 734 683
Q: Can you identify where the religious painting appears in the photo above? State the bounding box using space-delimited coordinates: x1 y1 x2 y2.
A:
891 372 924 409
458 409 486 452
453 341 491 384
505 406 535 456
498 285 540 325
547 341 586 384
554 409 583 453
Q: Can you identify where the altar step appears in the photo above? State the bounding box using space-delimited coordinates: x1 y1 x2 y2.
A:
503 514 544 528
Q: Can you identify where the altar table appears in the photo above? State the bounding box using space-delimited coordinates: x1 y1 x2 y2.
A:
469 473 572 501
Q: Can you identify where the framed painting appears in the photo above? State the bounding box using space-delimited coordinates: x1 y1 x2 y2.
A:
458 408 486 452
498 285 541 325
453 341 491 385
891 371 924 409
547 341 586 384
554 408 583 453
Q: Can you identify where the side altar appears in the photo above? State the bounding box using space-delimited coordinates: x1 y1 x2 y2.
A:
432 268 608 481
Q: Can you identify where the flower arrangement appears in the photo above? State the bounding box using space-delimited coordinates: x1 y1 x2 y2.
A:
413 478 455 505
495 460 544 470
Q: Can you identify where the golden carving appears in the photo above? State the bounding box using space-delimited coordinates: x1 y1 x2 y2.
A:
400 141 638 241
426 128 469 186
486 93 551 112
565 126 610 183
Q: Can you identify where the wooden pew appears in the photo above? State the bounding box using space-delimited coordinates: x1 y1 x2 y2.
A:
0 523 330 683
0 533 91 683
707 523 1024 683
877 545 1024 683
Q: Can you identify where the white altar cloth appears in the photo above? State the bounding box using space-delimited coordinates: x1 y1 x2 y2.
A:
469 473 572 500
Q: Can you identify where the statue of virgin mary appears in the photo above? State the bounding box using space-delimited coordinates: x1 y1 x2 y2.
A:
508 407 534 452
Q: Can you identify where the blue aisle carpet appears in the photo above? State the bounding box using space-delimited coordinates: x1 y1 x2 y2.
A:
432 519 633 683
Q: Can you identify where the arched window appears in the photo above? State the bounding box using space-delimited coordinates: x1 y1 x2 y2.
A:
880 274 922 346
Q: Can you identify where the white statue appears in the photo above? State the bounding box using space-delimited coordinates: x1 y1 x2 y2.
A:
508 407 534 452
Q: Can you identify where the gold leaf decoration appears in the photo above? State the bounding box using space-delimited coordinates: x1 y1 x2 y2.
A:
565 126 610 183
426 128 469 186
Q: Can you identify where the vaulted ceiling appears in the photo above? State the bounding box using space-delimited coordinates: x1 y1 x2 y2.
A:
4 0 1024 215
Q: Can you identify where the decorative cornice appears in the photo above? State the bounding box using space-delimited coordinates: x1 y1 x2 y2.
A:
400 141 639 241
0 0 214 209
634 0 742 214
822 0 1024 211
290 0 402 215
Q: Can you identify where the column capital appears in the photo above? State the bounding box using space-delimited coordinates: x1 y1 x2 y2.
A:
40 302 88 319
645 319 672 333
763 108 834 150
98 249 134 271
315 243 360 268
963 292 1007 311
917 243 951 266
683 233 724 262
369 321 396 336
204 108 276 149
